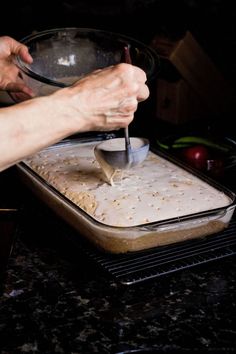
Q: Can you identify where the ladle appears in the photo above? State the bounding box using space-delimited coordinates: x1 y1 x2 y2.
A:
123 45 133 167
94 45 150 181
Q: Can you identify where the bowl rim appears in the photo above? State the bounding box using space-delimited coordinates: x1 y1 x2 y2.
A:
15 27 160 88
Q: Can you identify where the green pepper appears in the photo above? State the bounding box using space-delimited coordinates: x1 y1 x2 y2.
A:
157 136 232 153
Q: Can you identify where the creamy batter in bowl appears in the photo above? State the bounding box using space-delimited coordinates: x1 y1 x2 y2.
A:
94 137 150 185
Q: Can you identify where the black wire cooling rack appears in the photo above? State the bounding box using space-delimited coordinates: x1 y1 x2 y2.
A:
69 218 236 286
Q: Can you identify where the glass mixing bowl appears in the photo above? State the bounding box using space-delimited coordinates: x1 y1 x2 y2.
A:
14 27 159 100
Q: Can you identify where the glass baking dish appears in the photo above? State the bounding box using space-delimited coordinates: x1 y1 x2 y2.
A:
16 136 236 254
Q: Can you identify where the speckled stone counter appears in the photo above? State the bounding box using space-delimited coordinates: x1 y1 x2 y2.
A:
1 168 236 354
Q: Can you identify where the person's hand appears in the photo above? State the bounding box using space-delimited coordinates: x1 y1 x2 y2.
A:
52 63 149 132
0 62 149 171
0 36 34 100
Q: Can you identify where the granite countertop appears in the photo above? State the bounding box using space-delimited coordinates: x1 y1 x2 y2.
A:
1 167 236 354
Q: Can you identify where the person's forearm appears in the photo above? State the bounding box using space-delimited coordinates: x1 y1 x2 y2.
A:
0 63 149 171
0 95 79 171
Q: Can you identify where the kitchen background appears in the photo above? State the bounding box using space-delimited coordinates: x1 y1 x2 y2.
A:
1 0 236 131
1 0 236 84
1 2 236 353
